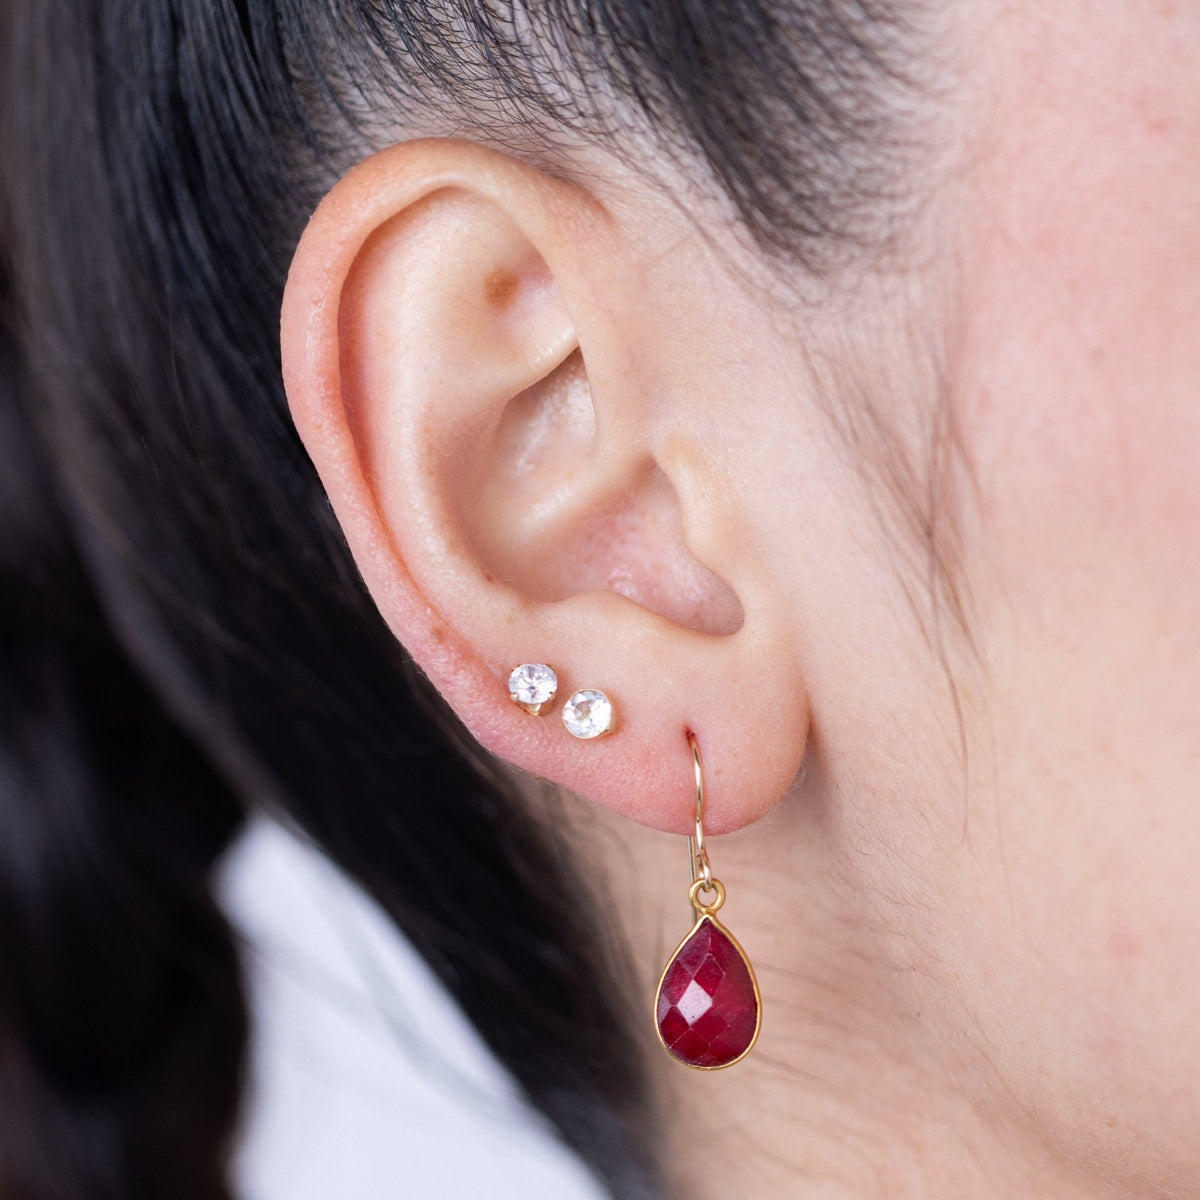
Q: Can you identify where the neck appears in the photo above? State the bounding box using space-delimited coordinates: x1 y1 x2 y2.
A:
560 787 1124 1200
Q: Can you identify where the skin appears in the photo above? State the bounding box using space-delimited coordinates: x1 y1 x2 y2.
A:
281 1 1200 1195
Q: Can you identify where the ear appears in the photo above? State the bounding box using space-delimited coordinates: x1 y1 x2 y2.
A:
281 138 807 833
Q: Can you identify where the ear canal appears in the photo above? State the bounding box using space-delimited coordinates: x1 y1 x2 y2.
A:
463 352 746 637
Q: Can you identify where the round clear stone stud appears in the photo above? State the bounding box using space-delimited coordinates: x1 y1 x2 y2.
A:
508 663 558 715
563 689 614 739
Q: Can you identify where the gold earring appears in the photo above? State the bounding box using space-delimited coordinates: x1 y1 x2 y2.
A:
653 733 762 1069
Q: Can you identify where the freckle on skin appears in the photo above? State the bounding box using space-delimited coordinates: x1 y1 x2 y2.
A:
485 269 519 308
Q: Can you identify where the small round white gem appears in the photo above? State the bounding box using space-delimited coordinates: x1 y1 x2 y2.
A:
509 663 558 712
563 689 613 739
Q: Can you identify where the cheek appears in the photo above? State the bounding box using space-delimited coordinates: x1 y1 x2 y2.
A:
928 2 1200 1170
958 0 1200 562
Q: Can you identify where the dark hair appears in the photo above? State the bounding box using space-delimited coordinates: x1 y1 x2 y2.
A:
0 3 925 1197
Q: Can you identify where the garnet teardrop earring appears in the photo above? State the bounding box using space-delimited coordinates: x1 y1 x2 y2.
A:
653 733 762 1069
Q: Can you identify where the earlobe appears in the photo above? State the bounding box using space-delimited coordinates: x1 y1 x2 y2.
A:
281 138 809 834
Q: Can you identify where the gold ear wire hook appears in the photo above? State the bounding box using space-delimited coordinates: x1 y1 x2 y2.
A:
655 732 761 1067
686 732 713 893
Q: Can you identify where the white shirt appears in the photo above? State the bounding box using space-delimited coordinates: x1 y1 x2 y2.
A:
218 816 608 1200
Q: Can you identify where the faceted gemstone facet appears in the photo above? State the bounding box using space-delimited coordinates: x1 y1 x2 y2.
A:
656 917 759 1068
509 663 558 713
562 689 613 739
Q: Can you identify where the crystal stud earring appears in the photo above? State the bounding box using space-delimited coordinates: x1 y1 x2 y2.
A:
562 689 614 739
508 663 558 716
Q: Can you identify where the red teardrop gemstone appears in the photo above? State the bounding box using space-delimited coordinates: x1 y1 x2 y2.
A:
655 917 759 1068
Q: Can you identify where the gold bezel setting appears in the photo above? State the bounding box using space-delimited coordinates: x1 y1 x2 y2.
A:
653 908 763 1071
